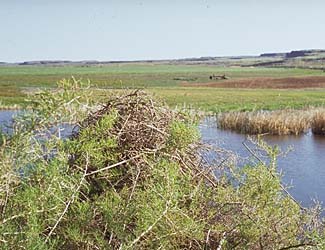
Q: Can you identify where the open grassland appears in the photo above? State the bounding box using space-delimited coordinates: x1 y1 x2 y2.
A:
1 64 324 88
183 76 325 89
1 64 325 111
1 64 323 75
149 87 325 112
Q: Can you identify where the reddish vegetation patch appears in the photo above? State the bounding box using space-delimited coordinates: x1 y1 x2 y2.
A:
181 76 325 89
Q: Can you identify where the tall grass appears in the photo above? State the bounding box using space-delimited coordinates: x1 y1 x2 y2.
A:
311 109 325 135
217 109 313 135
218 108 325 135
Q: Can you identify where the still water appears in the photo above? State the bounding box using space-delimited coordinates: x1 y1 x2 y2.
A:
1 111 325 207
0 110 76 138
0 110 18 133
200 117 325 208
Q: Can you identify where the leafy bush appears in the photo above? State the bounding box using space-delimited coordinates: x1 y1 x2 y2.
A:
0 78 324 249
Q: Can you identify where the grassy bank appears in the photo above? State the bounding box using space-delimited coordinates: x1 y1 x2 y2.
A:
150 87 325 112
2 86 325 112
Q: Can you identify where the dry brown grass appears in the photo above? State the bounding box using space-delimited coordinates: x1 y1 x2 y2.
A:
311 109 325 135
217 109 313 135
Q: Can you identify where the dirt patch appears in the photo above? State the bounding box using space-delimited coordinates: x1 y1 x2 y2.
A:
181 76 325 89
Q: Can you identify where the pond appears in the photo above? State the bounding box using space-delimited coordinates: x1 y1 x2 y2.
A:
0 110 76 138
1 111 325 208
200 117 325 208
0 110 19 134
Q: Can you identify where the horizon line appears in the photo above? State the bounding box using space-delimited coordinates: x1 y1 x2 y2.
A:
1 48 324 65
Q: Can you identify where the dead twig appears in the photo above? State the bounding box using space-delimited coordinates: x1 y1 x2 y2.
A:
279 242 316 250
85 154 143 176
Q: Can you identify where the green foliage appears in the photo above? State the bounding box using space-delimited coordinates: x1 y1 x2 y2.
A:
235 165 301 248
28 77 93 123
167 120 199 151
71 112 119 169
0 79 324 249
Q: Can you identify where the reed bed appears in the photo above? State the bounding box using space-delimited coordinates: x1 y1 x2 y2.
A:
311 108 325 135
217 109 314 135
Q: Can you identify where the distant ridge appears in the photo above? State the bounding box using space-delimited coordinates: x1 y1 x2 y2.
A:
260 49 325 58
1 49 325 68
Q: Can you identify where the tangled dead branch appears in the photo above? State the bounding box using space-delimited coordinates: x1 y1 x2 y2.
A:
78 90 174 154
72 90 211 188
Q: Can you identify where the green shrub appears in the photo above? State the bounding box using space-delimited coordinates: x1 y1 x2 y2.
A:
0 78 324 249
167 120 199 151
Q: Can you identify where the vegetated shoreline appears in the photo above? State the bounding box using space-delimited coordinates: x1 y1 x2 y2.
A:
0 105 21 110
2 103 325 136
217 108 325 135
1 79 324 249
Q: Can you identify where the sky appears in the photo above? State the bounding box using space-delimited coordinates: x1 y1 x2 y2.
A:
1 0 325 62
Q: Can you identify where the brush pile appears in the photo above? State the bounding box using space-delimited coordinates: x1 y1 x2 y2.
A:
78 90 174 154
71 90 202 184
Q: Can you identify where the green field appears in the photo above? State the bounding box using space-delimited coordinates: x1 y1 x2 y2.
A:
1 64 325 111
149 87 325 112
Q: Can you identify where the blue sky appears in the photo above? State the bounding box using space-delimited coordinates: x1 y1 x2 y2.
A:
1 0 324 62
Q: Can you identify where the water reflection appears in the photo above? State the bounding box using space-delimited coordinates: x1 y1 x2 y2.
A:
199 116 325 207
